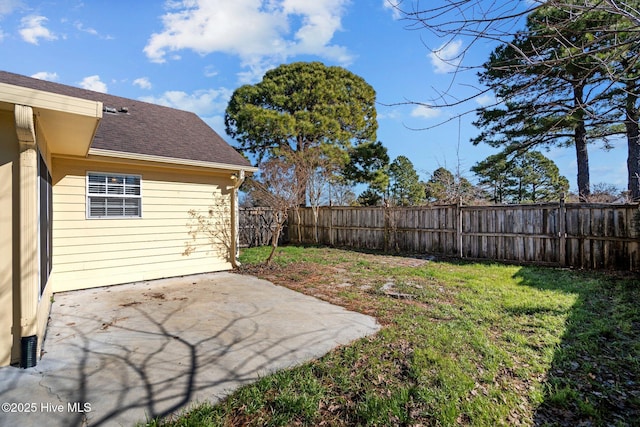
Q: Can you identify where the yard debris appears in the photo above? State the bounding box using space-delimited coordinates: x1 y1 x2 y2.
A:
384 291 414 300
380 281 414 300
380 282 394 292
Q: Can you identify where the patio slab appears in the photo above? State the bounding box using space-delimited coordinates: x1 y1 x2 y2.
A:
0 272 379 426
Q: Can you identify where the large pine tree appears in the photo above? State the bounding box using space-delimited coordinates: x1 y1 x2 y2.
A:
389 156 425 206
473 3 627 200
225 62 379 205
472 151 569 203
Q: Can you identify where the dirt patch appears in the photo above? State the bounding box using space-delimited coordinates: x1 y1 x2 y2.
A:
239 261 380 318
119 301 141 307
375 254 434 267
142 292 166 300
239 259 428 325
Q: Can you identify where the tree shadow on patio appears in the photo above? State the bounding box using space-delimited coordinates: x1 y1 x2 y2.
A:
0 274 378 427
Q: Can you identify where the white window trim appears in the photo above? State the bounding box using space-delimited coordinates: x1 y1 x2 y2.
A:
86 172 142 219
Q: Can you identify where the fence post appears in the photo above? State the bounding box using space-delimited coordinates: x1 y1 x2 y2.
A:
457 199 463 258
558 194 566 267
383 204 390 252
329 205 334 246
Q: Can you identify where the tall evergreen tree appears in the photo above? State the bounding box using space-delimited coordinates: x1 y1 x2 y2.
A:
343 140 390 193
225 62 378 204
470 155 514 204
356 188 384 206
424 167 477 204
607 25 640 200
394 1 640 199
388 156 425 206
472 151 569 203
473 4 621 200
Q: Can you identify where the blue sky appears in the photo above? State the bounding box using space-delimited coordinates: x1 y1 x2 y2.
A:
0 0 628 193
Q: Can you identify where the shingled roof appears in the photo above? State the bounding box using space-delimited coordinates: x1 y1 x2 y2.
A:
0 70 251 169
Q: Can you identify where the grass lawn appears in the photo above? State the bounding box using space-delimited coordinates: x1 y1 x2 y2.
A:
149 246 639 426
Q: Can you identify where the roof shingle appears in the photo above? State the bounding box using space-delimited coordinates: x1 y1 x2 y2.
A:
0 70 251 168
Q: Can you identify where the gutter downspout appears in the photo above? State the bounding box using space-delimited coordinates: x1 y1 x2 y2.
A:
229 170 245 268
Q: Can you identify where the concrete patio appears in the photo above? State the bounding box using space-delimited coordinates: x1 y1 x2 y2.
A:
0 272 379 426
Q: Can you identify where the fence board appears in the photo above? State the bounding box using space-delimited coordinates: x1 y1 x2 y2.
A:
242 202 640 271
238 207 286 247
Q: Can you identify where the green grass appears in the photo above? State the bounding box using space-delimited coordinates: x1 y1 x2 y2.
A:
147 246 640 426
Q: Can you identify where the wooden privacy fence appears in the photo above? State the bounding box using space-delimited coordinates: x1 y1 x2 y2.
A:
239 207 287 248
286 202 640 271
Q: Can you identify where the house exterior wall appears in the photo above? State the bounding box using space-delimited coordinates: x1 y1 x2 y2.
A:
0 109 18 366
2 77 248 368
1 99 99 367
0 108 55 367
51 157 234 293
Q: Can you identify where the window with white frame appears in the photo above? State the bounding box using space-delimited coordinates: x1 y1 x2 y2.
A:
87 173 141 218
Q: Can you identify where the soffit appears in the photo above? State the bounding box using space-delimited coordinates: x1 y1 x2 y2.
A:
0 82 102 156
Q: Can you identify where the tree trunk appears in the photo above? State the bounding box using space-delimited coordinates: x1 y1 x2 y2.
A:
517 177 523 203
625 83 640 201
265 223 282 266
574 84 590 201
626 122 640 201
265 212 286 266
531 183 537 202
312 206 319 243
575 123 590 201
295 165 308 206
294 140 308 206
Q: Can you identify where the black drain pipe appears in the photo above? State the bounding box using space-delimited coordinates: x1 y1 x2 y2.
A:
20 335 37 368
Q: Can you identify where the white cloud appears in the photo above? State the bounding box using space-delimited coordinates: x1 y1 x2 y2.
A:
133 77 152 90
429 39 463 74
203 65 218 77
74 21 113 39
0 0 23 16
281 0 351 61
79 75 108 93
236 60 276 84
75 22 98 36
411 105 440 119
475 93 496 107
144 0 351 80
377 107 401 121
31 71 59 81
382 0 402 20
19 15 57 45
139 87 233 117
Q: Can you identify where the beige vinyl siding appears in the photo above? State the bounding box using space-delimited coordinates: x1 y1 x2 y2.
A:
51 157 233 292
1 107 65 366
0 109 17 366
